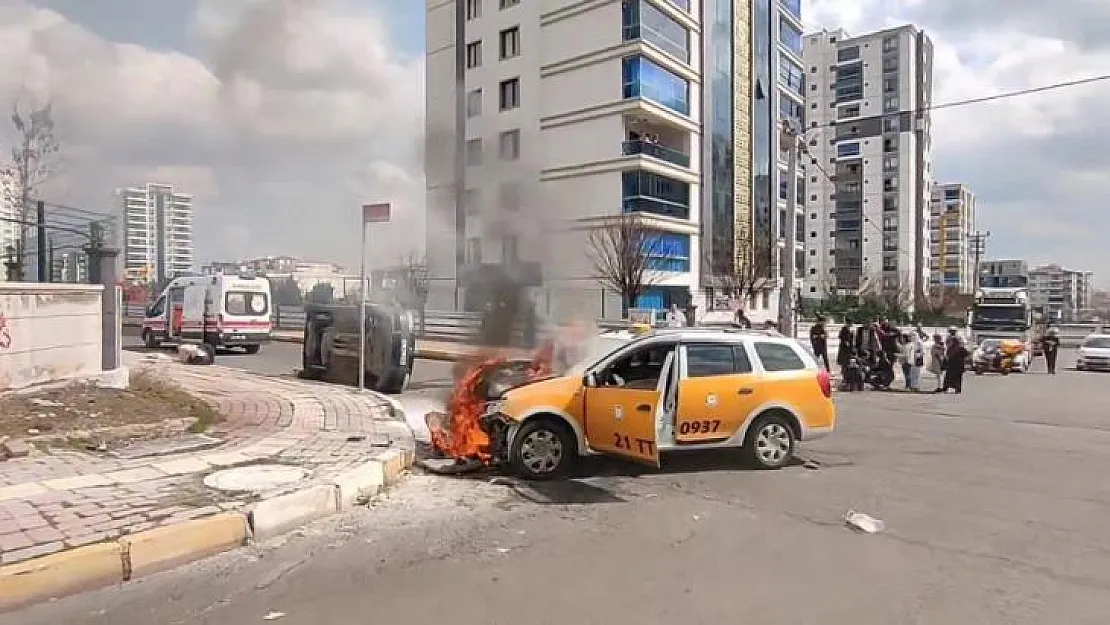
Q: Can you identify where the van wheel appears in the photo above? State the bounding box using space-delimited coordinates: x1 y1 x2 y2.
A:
742 412 796 470
243 344 260 355
142 330 160 349
509 419 577 480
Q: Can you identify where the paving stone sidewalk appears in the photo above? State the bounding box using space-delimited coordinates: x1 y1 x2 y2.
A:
0 356 412 566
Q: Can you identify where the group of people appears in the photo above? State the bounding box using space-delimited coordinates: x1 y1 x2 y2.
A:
809 317 972 393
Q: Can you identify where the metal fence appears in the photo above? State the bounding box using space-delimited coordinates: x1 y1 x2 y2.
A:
123 303 1104 348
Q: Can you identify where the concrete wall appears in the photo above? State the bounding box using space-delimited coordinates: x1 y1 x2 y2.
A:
0 283 104 391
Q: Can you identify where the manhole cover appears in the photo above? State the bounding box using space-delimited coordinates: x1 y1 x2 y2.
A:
203 464 309 493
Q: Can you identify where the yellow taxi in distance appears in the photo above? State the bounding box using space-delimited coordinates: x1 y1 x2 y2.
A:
478 328 836 480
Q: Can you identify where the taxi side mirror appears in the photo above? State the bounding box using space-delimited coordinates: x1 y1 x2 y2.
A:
584 372 597 388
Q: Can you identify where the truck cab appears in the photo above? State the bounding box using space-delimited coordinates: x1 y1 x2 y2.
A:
970 274 1033 346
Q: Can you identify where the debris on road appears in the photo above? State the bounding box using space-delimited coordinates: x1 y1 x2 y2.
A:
262 611 286 620
417 456 485 475
845 510 885 534
802 459 821 470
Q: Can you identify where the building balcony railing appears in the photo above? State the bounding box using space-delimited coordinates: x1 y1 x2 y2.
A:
622 139 690 168
622 196 690 220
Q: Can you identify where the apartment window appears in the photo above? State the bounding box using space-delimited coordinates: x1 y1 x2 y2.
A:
882 36 898 52
779 57 804 94
837 104 860 119
466 238 482 264
882 257 897 271
836 46 860 62
883 155 898 171
883 196 898 211
466 41 482 69
883 96 899 112
882 56 898 72
883 116 900 133
622 56 689 115
498 129 520 160
835 83 863 102
883 176 898 192
465 138 482 165
883 137 899 152
499 27 520 59
883 77 898 93
466 88 482 117
464 189 480 215
780 97 805 127
466 0 481 20
882 214 898 229
500 0 519 7
499 78 520 110
502 235 519 263
779 17 802 56
836 142 860 158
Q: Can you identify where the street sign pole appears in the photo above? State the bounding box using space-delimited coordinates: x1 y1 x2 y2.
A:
358 220 367 390
358 203 392 392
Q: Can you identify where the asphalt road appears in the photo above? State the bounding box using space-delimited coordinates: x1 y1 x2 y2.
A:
8 349 1110 624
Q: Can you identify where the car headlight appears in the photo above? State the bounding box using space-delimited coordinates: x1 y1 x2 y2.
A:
483 400 505 417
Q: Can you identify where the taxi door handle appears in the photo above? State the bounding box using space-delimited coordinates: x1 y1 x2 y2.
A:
635 404 652 412
738 388 754 395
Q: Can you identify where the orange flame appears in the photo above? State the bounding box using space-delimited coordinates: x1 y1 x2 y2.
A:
426 342 556 463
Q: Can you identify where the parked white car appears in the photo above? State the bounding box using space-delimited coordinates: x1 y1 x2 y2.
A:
1076 334 1110 372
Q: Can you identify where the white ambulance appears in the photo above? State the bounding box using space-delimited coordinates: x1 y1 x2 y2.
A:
141 273 272 353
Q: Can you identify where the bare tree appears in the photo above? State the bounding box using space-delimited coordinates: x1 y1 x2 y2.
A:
587 215 664 317
703 234 772 312
5 100 59 280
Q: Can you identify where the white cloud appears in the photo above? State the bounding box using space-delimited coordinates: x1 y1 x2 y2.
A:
0 0 424 272
805 0 1110 287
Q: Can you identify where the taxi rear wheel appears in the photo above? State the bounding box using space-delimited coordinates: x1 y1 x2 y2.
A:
509 418 576 481
743 412 796 470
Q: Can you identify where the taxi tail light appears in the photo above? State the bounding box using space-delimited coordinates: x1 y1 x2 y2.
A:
817 369 832 398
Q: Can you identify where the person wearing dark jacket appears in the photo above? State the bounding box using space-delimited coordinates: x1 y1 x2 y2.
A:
940 336 970 393
810 316 830 369
1042 327 1061 374
837 322 854 371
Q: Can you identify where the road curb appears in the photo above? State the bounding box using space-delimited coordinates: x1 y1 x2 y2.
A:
0 448 415 613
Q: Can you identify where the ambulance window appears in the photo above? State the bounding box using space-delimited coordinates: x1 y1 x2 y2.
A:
149 298 165 316
225 291 269 316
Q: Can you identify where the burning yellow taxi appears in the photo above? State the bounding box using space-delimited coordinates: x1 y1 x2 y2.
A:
477 328 836 480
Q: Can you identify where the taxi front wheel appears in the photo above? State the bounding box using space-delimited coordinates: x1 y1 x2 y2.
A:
743 412 796 470
509 419 577 481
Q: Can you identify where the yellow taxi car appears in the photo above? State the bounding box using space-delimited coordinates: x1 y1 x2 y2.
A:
478 328 835 480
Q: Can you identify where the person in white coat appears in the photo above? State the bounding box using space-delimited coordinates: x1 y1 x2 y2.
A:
906 332 925 391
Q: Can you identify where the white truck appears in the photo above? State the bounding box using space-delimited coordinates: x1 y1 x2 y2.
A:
968 274 1036 349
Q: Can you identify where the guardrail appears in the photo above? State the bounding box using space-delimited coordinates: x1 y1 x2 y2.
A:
122 302 1102 349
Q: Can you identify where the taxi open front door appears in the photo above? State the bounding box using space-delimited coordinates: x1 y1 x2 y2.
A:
582 352 674 467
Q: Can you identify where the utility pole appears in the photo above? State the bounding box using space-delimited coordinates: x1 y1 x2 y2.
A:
968 230 990 287
778 120 800 334
36 201 47 282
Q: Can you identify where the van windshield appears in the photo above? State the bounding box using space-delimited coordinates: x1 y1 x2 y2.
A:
225 291 269 316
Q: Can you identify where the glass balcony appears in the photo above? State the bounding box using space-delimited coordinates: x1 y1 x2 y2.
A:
622 171 690 220
778 0 801 20
623 139 690 167
622 56 690 116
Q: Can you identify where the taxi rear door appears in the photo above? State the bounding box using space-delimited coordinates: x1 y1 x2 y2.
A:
583 350 674 466
675 342 764 443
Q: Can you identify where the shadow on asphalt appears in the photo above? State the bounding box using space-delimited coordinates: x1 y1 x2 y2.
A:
413 443 821 506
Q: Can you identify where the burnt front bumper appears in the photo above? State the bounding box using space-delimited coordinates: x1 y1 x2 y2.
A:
478 408 512 464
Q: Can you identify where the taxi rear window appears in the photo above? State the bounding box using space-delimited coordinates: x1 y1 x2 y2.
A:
754 342 806 371
686 344 752 377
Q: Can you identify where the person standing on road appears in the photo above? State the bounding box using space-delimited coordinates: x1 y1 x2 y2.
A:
837 320 854 372
898 334 913 390
907 332 925 391
810 315 830 370
734 307 752 329
928 333 946 392
940 335 970 393
1042 327 1061 374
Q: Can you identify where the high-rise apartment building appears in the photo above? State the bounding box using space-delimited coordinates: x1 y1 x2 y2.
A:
424 0 803 320
1029 264 1093 322
801 25 934 305
119 183 194 284
929 182 975 294
0 166 19 279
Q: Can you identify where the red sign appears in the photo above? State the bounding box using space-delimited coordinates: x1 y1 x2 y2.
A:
362 203 391 223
